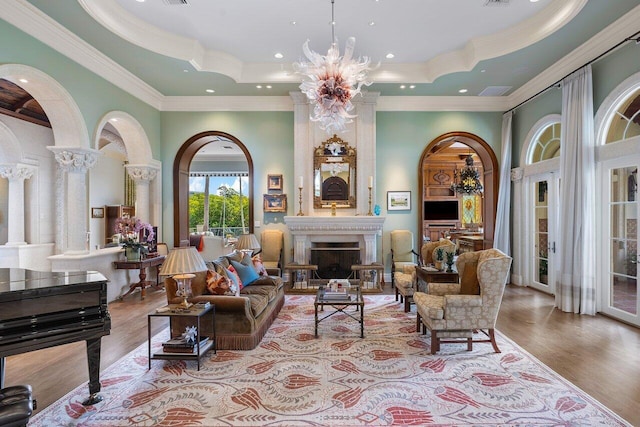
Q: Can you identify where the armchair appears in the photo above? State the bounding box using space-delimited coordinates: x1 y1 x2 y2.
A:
414 248 512 354
260 229 284 277
390 230 419 291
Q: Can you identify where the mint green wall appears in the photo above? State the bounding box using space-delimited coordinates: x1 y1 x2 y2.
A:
159 112 294 244
0 20 161 153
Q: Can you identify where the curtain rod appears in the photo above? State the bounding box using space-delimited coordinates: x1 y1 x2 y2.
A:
507 30 640 114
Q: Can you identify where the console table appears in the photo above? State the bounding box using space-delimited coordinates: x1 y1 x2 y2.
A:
114 255 165 300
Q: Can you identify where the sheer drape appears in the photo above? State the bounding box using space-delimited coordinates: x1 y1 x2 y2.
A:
493 111 513 255
555 65 597 315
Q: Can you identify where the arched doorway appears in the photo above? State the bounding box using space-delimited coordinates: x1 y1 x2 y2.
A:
418 132 499 248
173 131 254 247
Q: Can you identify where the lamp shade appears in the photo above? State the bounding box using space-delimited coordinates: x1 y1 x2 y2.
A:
235 233 261 252
159 246 207 277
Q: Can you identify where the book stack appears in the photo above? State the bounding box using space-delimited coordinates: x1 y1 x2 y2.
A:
322 290 351 301
162 337 209 354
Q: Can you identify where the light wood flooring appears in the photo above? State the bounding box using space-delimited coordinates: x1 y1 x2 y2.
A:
4 284 640 425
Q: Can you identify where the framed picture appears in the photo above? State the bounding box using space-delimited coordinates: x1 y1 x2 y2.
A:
387 191 411 211
91 207 104 218
263 194 287 213
267 174 283 191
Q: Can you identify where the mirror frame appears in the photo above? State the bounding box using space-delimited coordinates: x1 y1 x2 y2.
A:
313 135 356 209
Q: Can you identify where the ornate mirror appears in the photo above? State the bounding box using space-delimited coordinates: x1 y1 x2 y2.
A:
313 135 356 208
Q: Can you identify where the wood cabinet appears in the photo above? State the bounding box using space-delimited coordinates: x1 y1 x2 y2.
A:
458 235 484 253
105 205 135 244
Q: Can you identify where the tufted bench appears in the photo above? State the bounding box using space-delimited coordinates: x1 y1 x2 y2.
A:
0 385 36 427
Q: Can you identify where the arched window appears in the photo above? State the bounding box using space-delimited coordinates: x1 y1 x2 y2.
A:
529 122 561 163
604 87 640 144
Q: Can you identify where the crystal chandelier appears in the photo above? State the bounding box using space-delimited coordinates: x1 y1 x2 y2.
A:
451 154 483 195
293 0 373 135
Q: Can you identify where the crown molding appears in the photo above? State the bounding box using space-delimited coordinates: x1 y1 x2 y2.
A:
1 0 163 109
160 96 293 112
377 96 509 112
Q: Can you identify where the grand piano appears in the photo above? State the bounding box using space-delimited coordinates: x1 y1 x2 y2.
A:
0 269 111 405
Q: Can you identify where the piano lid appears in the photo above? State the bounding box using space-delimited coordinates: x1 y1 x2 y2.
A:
0 269 107 294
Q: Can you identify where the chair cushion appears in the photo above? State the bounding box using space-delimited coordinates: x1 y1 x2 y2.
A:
394 272 414 288
414 292 445 320
459 260 480 295
230 259 260 286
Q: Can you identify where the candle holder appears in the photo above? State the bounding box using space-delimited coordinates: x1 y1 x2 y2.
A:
297 186 304 216
367 186 373 216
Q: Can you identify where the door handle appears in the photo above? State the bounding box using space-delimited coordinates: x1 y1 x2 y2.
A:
549 242 556 254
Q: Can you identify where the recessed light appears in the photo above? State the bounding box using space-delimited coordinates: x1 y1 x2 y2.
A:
409 85 416 89
183 69 189 73
530 0 539 2
290 21 297 25
110 118 118 122
266 85 272 89
400 85 406 89
386 53 394 59
205 89 215 93
369 21 375 26
458 89 468 93
19 78 28 83
274 53 284 59
256 85 263 89
480 69 486 73
136 0 145 2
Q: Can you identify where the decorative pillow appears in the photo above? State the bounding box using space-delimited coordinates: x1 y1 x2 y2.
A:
205 269 233 295
459 260 480 295
226 265 243 294
225 250 244 263
251 255 268 276
230 259 260 286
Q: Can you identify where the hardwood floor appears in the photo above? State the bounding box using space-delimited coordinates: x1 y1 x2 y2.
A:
4 284 640 425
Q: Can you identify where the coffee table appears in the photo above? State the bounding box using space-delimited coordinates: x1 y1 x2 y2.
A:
314 284 364 338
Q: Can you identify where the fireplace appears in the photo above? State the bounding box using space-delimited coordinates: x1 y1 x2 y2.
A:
310 242 361 279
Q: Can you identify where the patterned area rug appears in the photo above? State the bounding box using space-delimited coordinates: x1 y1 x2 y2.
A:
31 295 629 426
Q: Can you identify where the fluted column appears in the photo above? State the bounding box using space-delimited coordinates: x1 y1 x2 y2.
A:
0 164 34 245
49 148 98 254
125 165 158 223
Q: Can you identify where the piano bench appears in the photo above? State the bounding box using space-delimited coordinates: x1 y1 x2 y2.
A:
0 385 35 427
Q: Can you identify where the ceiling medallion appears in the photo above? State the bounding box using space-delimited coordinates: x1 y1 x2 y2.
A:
293 0 373 135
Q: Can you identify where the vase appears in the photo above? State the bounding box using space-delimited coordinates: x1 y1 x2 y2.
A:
434 261 443 271
446 263 454 273
125 246 141 262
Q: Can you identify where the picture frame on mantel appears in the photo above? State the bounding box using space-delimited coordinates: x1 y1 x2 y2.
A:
387 191 411 211
267 174 283 191
263 194 287 213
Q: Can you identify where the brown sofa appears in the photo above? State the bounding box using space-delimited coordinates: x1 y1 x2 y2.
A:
165 256 285 350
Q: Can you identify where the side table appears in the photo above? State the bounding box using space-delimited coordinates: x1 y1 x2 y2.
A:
284 263 318 291
114 255 165 300
148 304 216 371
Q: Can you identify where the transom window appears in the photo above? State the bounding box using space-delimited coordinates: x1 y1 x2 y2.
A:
529 123 561 163
605 88 640 144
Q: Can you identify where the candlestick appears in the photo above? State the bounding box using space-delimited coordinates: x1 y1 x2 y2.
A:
297 186 304 216
368 175 373 188
298 175 304 189
367 186 373 216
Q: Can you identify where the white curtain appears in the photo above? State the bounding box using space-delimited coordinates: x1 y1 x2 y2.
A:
555 65 597 315
493 111 513 255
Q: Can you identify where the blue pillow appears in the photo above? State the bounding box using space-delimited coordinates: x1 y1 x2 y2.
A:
230 259 260 286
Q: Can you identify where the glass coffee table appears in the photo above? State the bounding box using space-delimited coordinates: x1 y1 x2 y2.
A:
314 284 364 338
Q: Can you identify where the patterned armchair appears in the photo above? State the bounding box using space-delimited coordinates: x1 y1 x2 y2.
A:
395 239 456 312
414 248 512 354
390 230 419 291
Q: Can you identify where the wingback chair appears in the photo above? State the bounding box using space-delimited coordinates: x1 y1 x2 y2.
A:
260 229 284 277
390 230 419 290
414 248 512 354
395 239 456 312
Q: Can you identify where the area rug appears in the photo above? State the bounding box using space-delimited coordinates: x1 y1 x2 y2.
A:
30 295 630 426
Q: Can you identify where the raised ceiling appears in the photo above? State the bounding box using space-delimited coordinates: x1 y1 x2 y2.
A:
2 0 640 109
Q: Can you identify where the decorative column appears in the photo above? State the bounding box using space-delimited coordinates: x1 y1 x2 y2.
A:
0 164 34 245
49 148 98 254
126 165 158 223
510 167 525 286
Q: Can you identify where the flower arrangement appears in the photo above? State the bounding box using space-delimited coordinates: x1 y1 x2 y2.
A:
114 216 154 254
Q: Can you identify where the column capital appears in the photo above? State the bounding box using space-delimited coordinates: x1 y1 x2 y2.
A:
511 167 524 182
48 147 98 173
0 164 34 181
126 165 158 183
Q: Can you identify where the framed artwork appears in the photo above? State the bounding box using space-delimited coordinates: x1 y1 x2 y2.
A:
387 191 411 211
267 174 283 191
91 207 104 218
263 194 287 213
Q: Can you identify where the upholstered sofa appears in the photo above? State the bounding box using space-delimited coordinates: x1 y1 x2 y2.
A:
165 254 285 350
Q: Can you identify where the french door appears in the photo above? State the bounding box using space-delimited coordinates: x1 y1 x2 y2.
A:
530 173 559 293
600 158 639 325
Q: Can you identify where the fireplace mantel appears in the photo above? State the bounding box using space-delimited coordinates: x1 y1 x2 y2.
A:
284 216 385 265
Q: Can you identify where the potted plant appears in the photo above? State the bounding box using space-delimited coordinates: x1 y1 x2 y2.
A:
115 217 155 261
434 247 445 271
445 251 455 273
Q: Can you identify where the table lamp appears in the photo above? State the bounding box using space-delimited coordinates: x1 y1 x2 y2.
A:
235 233 261 256
159 246 207 308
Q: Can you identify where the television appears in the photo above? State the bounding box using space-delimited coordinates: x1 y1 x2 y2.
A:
424 200 459 221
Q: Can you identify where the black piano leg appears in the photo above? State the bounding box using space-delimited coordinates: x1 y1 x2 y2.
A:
0 356 4 389
82 338 104 406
